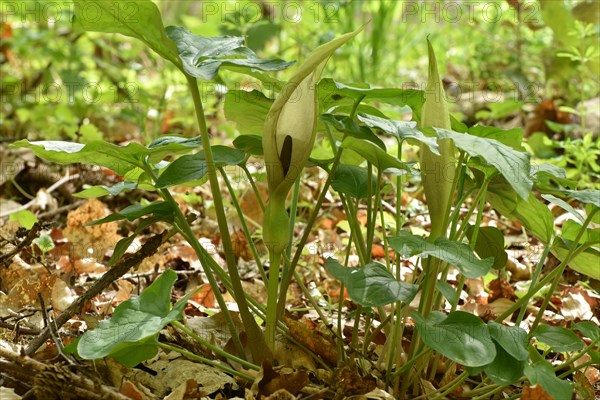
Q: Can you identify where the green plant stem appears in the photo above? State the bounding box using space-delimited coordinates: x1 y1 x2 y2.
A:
337 235 354 364
429 185 487 381
265 244 283 352
145 174 246 359
558 336 600 372
529 207 597 332
288 178 301 260
515 244 552 325
439 150 465 240
496 241 594 322
558 360 594 379
171 321 259 371
455 177 492 241
276 146 344 318
414 371 469 400
157 342 254 381
366 162 374 258
241 164 266 212
219 167 267 285
185 75 268 362
344 196 368 263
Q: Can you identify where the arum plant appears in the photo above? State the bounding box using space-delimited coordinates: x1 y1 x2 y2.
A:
262 26 364 351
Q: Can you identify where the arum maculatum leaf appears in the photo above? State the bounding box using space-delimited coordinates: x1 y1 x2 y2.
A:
77 269 196 367
165 26 294 80
325 258 418 307
413 311 496 367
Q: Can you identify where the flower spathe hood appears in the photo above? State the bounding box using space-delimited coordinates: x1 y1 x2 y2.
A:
263 26 365 203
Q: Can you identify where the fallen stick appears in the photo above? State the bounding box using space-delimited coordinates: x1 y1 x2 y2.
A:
25 229 170 356
0 346 131 400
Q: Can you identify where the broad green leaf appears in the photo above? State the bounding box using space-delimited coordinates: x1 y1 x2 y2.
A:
389 231 493 278
331 164 376 199
467 125 523 150
413 311 496 367
358 113 440 155
12 140 141 175
551 240 600 280
318 78 425 116
155 153 207 188
534 325 584 352
73 0 180 67
146 135 202 163
11 139 199 176
483 343 525 385
321 114 386 149
465 225 508 269
435 281 458 304
87 202 174 226
75 181 138 199
574 321 600 341
78 269 195 367
436 128 533 200
532 163 577 191
325 258 418 307
487 321 529 361
342 136 411 173
487 182 554 243
561 189 600 208
542 194 585 223
524 360 572 400
156 146 245 188
225 90 273 135
233 134 263 156
165 26 293 80
561 220 599 243
107 217 161 267
9 210 38 229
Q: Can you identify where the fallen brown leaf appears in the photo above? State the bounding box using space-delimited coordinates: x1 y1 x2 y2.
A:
331 361 376 397
190 284 215 308
284 316 337 366
257 360 308 398
522 384 553 400
488 279 515 303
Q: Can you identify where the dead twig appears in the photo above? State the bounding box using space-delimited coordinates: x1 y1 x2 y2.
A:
0 346 130 400
0 222 42 266
0 320 41 335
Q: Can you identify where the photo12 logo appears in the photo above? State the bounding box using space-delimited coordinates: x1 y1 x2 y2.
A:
401 1 541 24
200 1 339 24
1 1 140 24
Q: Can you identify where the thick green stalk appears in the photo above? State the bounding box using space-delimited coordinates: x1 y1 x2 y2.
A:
529 207 597 332
264 195 289 350
186 75 268 363
276 146 344 317
219 167 267 285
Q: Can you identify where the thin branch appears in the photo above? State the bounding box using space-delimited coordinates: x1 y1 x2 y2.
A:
24 229 170 356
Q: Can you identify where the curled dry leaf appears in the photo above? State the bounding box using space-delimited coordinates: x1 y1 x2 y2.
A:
255 360 308 398
284 316 337 366
487 279 515 303
331 361 377 397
